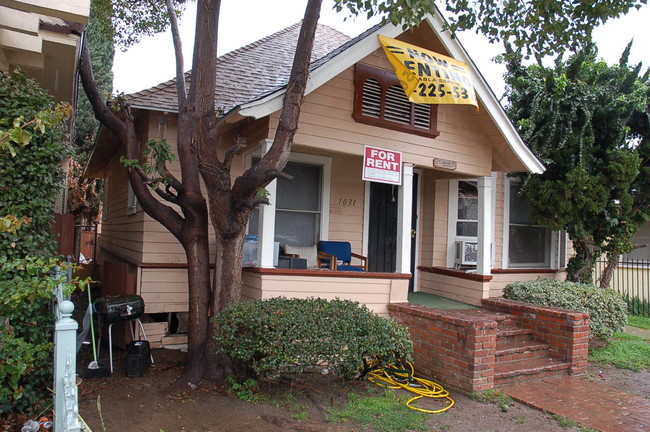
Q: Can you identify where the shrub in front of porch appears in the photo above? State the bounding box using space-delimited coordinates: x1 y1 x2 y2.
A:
214 297 413 380
503 279 627 340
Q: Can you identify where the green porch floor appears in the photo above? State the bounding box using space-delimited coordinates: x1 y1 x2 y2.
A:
407 291 478 310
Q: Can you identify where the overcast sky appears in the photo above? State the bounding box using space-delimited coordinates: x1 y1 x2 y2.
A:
112 0 650 99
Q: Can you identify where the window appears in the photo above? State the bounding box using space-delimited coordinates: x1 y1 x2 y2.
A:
456 181 478 237
507 180 551 268
249 160 324 246
353 63 439 138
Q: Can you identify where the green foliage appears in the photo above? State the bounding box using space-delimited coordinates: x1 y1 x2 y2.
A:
334 0 645 57
93 0 189 49
471 388 513 411
225 376 266 403
503 279 628 340
0 257 84 415
326 389 428 432
553 414 577 428
505 43 650 283
589 332 650 370
0 70 69 259
70 0 115 225
214 297 413 380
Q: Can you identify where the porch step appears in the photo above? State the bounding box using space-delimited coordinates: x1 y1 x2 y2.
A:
494 357 571 386
496 339 550 362
496 326 533 341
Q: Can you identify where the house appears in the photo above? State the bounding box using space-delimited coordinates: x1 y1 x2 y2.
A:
1 0 90 254
86 14 568 348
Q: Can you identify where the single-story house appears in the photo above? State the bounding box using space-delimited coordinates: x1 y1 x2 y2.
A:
86 13 568 347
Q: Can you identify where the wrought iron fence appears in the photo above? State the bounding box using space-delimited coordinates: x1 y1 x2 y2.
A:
593 258 650 317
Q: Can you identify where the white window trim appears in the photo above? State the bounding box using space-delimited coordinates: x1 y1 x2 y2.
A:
502 176 556 269
126 181 137 215
446 177 497 268
245 151 331 243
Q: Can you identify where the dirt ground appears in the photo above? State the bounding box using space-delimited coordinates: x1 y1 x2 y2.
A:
63 348 649 432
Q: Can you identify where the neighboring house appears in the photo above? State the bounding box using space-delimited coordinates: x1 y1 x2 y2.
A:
86 14 567 347
1 0 89 253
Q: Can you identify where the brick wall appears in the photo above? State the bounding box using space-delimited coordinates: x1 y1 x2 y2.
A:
482 298 590 375
388 303 497 393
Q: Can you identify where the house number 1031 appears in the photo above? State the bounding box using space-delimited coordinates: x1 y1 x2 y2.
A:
338 198 356 206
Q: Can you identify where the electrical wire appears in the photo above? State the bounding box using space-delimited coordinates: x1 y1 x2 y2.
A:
365 362 455 414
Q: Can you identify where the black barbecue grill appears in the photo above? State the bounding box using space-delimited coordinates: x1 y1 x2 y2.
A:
94 294 153 373
94 295 144 324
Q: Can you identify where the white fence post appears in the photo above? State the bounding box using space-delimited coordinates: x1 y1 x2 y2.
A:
53 268 80 432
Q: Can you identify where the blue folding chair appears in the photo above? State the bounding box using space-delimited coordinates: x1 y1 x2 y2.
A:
317 241 368 272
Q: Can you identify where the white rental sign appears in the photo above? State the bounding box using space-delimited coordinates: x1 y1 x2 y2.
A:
362 145 402 185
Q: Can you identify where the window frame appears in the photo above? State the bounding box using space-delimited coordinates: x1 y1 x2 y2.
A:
503 177 555 269
246 152 331 246
353 63 440 138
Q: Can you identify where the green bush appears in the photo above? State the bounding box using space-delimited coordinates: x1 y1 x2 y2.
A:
214 297 413 380
503 279 627 340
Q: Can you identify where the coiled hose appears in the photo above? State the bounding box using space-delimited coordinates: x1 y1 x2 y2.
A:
365 362 455 413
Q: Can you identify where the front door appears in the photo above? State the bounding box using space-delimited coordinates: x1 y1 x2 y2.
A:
368 182 398 272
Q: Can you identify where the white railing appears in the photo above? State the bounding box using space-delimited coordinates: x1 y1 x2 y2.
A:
53 267 80 432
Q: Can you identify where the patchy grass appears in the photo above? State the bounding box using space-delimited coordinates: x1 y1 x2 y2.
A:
327 389 428 432
589 332 650 371
471 388 513 412
628 315 650 330
553 414 576 428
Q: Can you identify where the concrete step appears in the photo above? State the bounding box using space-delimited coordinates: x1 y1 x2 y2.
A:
494 357 571 386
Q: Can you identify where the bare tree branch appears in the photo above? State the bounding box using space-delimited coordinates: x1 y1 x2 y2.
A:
165 0 187 106
223 135 247 169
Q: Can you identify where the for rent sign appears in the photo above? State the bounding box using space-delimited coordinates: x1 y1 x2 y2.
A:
362 145 402 185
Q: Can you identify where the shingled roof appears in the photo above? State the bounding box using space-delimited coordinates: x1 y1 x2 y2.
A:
126 22 351 113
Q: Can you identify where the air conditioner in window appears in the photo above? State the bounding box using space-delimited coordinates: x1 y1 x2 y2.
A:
455 240 478 267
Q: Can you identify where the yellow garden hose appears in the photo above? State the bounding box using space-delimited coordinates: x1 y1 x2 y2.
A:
365 362 455 413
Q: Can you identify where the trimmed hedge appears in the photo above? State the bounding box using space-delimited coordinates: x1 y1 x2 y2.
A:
214 297 413 379
503 279 627 340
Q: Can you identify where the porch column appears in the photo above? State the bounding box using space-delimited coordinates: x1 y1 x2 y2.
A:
477 176 493 275
396 163 414 273
257 139 277 268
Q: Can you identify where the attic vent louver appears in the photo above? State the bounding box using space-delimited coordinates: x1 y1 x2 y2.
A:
353 64 439 138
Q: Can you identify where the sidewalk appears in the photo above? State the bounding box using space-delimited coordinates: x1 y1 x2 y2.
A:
502 376 650 431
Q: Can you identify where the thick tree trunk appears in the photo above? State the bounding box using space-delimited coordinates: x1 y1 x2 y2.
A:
599 253 619 289
567 235 597 284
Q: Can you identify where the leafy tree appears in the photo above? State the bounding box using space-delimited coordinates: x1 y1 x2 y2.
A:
505 43 650 285
80 0 645 385
68 0 115 226
0 70 72 415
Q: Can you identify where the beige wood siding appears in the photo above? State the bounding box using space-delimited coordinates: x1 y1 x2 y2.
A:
139 268 189 313
490 272 565 298
242 272 408 316
99 153 145 263
418 170 435 269
418 272 489 306
432 179 450 267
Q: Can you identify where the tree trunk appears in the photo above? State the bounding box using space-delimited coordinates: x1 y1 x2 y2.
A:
567 235 597 284
212 219 247 313
599 253 618 289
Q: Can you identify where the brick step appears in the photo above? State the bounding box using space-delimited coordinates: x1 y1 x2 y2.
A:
497 327 533 341
496 339 550 362
494 357 571 386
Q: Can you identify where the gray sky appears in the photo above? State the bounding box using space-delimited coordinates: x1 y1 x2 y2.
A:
113 0 650 98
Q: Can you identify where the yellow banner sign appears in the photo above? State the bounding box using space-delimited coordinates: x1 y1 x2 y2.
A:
378 35 478 107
